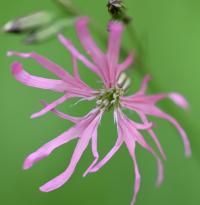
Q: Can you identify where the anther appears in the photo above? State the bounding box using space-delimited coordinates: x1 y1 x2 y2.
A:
103 99 110 107
117 72 127 87
96 99 102 106
117 72 131 91
122 78 131 91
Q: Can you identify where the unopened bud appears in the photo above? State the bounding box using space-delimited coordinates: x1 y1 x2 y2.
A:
107 0 125 14
107 0 131 24
3 11 54 33
24 18 76 44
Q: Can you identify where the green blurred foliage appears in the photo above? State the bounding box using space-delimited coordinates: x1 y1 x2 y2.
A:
0 0 200 205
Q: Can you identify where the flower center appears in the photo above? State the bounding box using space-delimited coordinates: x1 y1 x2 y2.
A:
96 73 131 111
96 87 124 110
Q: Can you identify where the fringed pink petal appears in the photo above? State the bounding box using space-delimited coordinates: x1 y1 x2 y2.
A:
11 61 67 92
89 135 123 173
39 135 91 192
8 51 96 99
122 97 191 157
168 92 189 110
125 94 166 104
107 21 123 63
31 94 72 119
87 111 124 174
130 153 140 205
75 18 110 87
138 112 166 160
153 151 164 187
121 99 152 114
138 137 164 186
123 133 140 205
83 129 99 177
125 88 189 112
7 51 73 83
40 100 81 123
148 129 166 160
107 21 123 85
39 109 102 192
126 118 153 130
72 55 80 79
118 110 164 188
156 110 191 157
40 137 91 192
135 75 152 96
128 128 164 186
130 150 140 205
115 110 141 205
23 127 78 170
58 34 99 75
117 52 134 77
75 17 103 65
118 109 163 204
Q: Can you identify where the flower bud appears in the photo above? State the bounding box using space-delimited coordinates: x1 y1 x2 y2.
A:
3 11 54 33
107 0 131 24
24 18 76 44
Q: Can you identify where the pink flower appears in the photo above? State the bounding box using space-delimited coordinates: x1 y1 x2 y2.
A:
8 17 191 205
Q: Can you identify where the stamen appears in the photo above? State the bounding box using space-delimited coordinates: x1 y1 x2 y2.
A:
103 99 110 107
117 72 131 91
96 99 102 106
117 72 127 87
96 73 131 111
122 78 131 91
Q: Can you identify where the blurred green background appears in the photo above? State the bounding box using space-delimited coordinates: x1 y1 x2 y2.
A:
0 0 200 205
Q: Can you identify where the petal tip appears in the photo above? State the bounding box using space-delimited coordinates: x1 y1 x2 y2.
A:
11 62 22 75
39 185 49 192
30 114 36 119
23 158 33 170
39 182 57 193
76 16 89 27
144 74 152 81
57 33 64 40
168 93 189 110
185 148 192 158
58 34 72 46
7 51 13 57
156 180 162 188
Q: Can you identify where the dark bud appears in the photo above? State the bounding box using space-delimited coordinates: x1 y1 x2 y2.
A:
107 0 132 24
107 0 125 16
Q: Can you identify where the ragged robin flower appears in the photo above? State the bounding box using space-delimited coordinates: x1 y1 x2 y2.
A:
8 17 191 205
